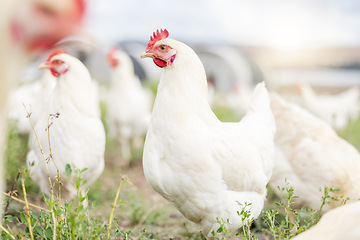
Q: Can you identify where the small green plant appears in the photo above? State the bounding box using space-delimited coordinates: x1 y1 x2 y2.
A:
263 180 316 240
319 186 349 213
210 202 257 240
261 182 351 240
237 202 256 240
211 217 231 240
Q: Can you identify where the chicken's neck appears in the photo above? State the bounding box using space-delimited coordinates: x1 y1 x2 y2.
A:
151 59 217 124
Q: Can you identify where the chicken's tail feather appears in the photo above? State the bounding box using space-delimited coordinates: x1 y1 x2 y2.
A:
249 82 268 110
239 82 275 178
241 82 275 135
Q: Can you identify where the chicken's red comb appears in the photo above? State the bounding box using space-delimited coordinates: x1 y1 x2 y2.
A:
107 47 119 67
146 29 169 50
107 47 117 62
46 49 68 62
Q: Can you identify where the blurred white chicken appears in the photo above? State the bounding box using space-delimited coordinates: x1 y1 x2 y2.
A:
270 93 360 212
26 50 105 200
295 82 360 130
106 47 153 161
8 71 56 134
0 0 85 218
292 201 360 240
141 29 275 237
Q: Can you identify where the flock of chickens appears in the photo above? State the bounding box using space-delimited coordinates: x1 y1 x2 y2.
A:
139 29 360 239
2 3 360 238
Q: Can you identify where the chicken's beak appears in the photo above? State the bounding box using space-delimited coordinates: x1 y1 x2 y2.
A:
141 51 153 59
38 62 50 69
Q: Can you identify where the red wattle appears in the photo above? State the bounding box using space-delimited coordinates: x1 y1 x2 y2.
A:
50 69 60 77
153 57 167 68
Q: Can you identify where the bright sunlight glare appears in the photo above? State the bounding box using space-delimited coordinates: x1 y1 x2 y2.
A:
267 21 311 51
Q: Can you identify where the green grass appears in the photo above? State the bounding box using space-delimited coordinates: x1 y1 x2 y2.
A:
338 116 360 150
3 106 360 239
4 123 41 199
212 106 241 122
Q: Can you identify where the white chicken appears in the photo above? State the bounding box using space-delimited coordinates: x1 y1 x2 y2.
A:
0 0 85 219
26 50 105 200
106 47 153 161
269 93 360 212
141 29 275 237
8 71 56 134
295 82 360 130
292 201 360 240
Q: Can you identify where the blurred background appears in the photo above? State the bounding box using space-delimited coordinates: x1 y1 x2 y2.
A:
20 0 360 91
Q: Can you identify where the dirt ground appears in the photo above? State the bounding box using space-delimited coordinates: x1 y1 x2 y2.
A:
91 146 203 239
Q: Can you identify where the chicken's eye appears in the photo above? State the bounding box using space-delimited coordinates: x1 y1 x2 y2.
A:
53 60 62 65
159 45 167 51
